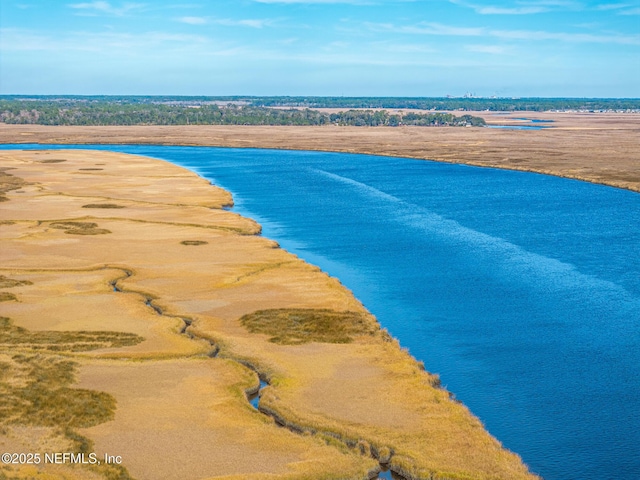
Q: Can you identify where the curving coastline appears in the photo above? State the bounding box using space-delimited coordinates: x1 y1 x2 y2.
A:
1 111 639 194
0 149 539 480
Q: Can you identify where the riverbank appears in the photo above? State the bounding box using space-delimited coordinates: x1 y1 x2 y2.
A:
1 111 639 193
0 149 538 480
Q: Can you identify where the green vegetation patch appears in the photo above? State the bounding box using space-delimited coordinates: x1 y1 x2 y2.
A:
39 159 66 163
240 308 377 345
78 168 103 171
0 317 144 352
0 275 33 288
50 221 111 235
82 203 125 209
181 240 208 246
0 98 486 126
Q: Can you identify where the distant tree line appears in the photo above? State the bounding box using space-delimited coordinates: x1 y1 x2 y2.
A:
0 100 486 127
1 95 637 112
248 96 640 111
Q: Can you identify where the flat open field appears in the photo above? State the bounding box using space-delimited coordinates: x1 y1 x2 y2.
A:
0 150 538 480
1 111 639 192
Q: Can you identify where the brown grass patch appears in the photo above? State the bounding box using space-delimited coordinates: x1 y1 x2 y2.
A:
50 221 111 235
81 203 125 209
0 317 144 352
240 308 377 345
0 293 17 302
0 169 26 202
0 354 115 428
180 240 208 246
0 354 134 479
0 313 140 479
0 276 33 288
39 159 66 163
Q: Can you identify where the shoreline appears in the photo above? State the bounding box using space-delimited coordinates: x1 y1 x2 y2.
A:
1 112 639 194
0 149 539 480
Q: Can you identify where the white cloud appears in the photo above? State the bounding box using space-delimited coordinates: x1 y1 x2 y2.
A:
214 18 274 28
466 44 509 54
278 37 299 45
367 21 484 36
594 3 630 10
367 20 640 45
67 1 146 16
520 0 580 6
450 0 548 14
177 16 208 25
592 3 640 14
0 28 214 53
378 42 437 53
475 6 548 14
253 0 373 4
490 28 640 44
175 16 275 28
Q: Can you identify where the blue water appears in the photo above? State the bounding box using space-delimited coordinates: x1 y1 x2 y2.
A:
249 380 268 409
487 125 547 130
3 144 639 480
488 118 554 129
514 118 555 123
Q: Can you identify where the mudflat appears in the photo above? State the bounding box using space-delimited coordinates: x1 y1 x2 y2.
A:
0 149 538 480
1 111 639 192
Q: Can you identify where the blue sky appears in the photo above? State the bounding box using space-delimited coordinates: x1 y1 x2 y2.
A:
1 0 638 96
